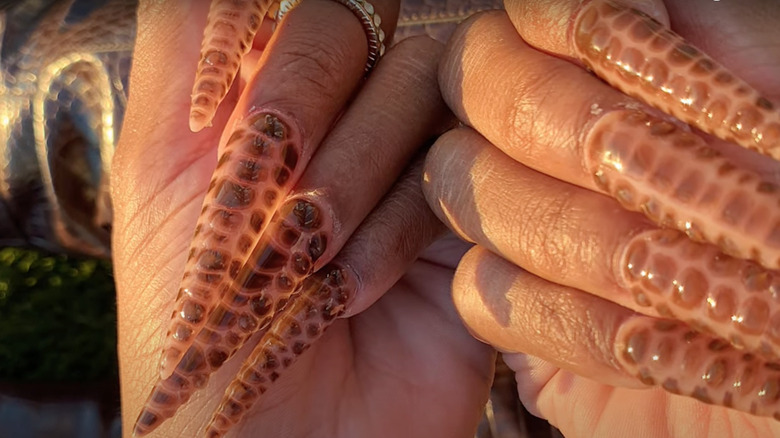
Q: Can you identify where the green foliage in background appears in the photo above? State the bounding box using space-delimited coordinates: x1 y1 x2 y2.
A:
0 247 118 382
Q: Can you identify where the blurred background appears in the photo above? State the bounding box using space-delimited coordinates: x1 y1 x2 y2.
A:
0 1 562 437
1 0 132 436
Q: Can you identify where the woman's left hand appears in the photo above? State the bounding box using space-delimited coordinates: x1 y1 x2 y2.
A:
113 2 492 436
425 1 780 437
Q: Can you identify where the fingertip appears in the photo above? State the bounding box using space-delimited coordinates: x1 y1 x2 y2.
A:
438 10 512 123
422 127 490 244
338 262 364 318
450 246 526 351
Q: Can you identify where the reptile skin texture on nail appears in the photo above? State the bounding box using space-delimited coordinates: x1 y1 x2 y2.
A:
585 109 780 270
573 0 780 159
204 265 353 438
134 194 334 435
157 110 304 381
0 0 503 254
189 0 284 132
619 229 780 361
0 1 557 437
573 0 780 420
616 317 780 420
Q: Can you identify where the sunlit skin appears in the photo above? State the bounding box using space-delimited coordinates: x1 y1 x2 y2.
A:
425 0 780 437
114 1 780 438
114 1 493 437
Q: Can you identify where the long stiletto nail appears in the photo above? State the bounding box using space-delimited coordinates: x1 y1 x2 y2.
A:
616 317 780 419
159 110 302 381
204 264 355 438
135 196 332 436
585 109 780 269
573 0 780 158
619 229 780 360
190 0 277 132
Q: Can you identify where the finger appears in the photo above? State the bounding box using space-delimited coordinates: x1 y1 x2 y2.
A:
336 153 448 317
424 128 780 364
423 127 654 318
155 0 398 382
439 12 780 271
113 4 231 436
204 153 446 436
454 246 780 425
189 0 394 132
503 0 780 158
135 35 450 437
451 245 640 388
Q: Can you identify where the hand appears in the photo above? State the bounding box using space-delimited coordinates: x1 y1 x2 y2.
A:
425 1 780 437
112 1 493 437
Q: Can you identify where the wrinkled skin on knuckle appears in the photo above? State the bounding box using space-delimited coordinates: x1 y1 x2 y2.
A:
273 29 354 104
511 188 579 276
376 36 452 132
525 288 583 358
504 64 580 162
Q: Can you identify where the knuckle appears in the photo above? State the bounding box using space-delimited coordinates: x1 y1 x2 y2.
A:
512 187 578 275
274 34 353 99
503 63 571 157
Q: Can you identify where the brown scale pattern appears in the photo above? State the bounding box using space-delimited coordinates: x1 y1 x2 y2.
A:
189 0 277 132
620 229 780 361
135 197 331 436
158 110 301 381
616 317 780 419
587 109 780 269
573 0 780 159
203 265 353 437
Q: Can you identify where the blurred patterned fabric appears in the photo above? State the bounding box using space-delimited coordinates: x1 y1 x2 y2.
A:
0 0 136 257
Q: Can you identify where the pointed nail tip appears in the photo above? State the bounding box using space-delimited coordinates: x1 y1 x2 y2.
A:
189 118 205 133
188 111 215 133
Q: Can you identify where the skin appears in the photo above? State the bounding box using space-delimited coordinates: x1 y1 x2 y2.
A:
113 1 492 437
115 0 780 437
425 0 780 437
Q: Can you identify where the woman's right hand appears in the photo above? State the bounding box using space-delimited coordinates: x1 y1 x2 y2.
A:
425 1 780 436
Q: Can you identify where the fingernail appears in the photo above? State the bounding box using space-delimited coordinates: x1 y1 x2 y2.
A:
159 109 301 381
190 1 273 132
573 0 780 157
586 109 780 269
204 264 356 437
618 229 780 361
616 316 780 418
141 110 309 435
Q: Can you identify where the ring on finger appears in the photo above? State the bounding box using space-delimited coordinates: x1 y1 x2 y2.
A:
277 0 386 73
